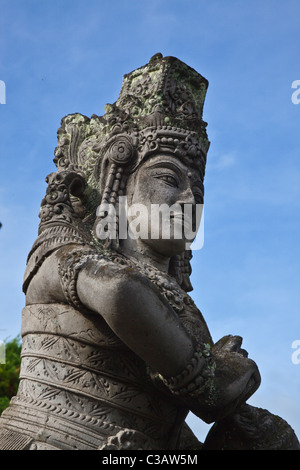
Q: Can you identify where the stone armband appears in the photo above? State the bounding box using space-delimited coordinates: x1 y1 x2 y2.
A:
57 246 106 310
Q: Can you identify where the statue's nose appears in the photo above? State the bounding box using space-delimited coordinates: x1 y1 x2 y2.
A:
177 187 196 206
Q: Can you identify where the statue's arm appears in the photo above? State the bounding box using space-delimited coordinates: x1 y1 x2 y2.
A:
81 263 261 424
76 258 196 378
25 248 195 377
77 262 261 423
26 247 261 423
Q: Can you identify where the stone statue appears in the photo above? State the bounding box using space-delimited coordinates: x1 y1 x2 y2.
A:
0 54 299 450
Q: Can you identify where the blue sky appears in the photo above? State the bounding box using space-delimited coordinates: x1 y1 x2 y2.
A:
0 0 299 443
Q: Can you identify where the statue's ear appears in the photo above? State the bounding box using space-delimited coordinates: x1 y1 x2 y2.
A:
96 134 136 197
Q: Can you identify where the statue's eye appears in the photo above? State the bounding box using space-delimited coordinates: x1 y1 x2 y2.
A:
158 174 179 187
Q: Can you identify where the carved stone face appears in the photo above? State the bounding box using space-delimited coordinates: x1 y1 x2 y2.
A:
125 154 203 258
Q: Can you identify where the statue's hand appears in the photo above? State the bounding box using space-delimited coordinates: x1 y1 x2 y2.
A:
165 335 261 424
213 334 249 357
206 335 261 420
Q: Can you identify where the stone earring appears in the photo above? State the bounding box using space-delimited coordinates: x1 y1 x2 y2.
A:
96 137 135 249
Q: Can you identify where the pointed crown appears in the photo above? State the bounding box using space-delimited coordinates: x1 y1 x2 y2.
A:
53 53 210 220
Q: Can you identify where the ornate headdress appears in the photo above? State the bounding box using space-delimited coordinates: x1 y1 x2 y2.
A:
24 54 210 293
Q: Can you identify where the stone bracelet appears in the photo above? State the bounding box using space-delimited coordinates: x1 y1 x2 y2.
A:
160 343 216 397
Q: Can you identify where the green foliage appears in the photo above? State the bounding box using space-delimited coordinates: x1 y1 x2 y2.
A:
0 335 22 415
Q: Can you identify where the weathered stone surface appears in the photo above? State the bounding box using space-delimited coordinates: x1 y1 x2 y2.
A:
202 404 300 450
0 54 298 450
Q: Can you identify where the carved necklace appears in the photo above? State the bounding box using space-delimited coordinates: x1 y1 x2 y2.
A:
111 251 194 314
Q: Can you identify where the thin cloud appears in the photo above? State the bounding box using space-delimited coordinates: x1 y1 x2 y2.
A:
210 152 236 171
